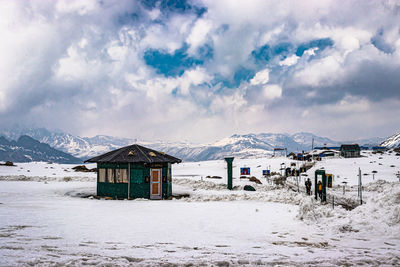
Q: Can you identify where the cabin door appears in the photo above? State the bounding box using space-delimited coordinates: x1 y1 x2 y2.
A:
150 168 162 200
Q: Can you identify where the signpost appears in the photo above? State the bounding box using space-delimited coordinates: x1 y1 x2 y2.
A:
262 170 270 176
240 167 250 176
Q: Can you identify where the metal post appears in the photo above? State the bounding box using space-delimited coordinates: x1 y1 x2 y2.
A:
128 163 131 199
359 168 362 205
358 169 360 197
225 157 234 190
312 138 314 151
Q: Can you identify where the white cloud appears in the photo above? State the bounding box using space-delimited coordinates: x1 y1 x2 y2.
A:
186 19 212 55
279 55 299 66
250 69 270 85
179 67 212 95
304 47 318 56
263 84 282 100
294 55 343 87
55 46 102 81
147 8 161 20
56 0 98 15
142 13 196 53
1 0 400 142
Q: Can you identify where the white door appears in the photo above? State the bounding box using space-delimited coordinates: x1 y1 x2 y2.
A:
150 169 162 199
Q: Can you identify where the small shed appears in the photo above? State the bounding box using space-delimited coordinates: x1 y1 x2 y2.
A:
340 144 360 158
85 144 181 200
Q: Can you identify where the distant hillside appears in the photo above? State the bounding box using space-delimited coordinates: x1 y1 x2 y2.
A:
381 131 400 148
0 135 82 163
0 127 136 160
0 127 385 162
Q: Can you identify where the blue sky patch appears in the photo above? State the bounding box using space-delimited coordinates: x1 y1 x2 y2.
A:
252 42 292 64
233 67 255 87
143 45 204 77
117 12 140 25
171 87 178 96
197 44 214 60
295 38 334 57
141 0 207 17
216 66 256 88
371 29 394 54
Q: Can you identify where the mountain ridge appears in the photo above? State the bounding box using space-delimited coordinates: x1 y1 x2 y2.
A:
0 135 82 163
0 127 388 162
381 131 400 148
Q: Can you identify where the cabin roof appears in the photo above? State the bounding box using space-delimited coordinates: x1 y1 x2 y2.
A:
85 144 182 164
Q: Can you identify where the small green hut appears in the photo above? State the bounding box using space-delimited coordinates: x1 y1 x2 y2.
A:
85 144 181 200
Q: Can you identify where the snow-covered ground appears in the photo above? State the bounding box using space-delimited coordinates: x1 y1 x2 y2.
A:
1 152 400 266
0 162 97 181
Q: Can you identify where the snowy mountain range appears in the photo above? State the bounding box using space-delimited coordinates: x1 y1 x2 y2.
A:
380 131 400 148
0 135 81 164
0 126 389 162
0 127 137 160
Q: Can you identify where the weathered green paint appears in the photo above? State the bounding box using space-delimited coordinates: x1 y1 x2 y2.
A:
97 182 127 198
130 166 149 199
96 162 173 199
224 157 234 190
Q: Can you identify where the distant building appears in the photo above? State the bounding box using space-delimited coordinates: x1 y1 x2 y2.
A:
318 150 339 157
314 146 340 150
372 146 387 151
308 149 339 159
340 144 361 158
85 144 181 200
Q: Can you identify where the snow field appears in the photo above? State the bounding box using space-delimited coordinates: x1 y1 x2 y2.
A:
0 161 97 180
0 152 400 266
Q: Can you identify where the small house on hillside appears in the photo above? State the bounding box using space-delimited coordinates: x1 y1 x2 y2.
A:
340 144 360 158
85 144 181 200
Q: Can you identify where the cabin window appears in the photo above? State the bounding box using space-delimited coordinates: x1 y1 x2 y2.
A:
107 168 115 183
99 168 106 182
116 169 128 183
121 169 128 183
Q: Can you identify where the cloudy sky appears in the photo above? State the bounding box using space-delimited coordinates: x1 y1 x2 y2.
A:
1 0 400 143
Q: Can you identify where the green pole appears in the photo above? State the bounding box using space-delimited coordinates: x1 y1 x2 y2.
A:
225 157 234 190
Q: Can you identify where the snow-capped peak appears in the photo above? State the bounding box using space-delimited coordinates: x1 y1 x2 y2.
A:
381 131 400 148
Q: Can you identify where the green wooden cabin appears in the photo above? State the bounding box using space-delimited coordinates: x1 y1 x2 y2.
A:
85 144 181 200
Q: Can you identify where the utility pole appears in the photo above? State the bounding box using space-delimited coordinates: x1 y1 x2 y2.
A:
358 168 362 205
128 163 131 199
